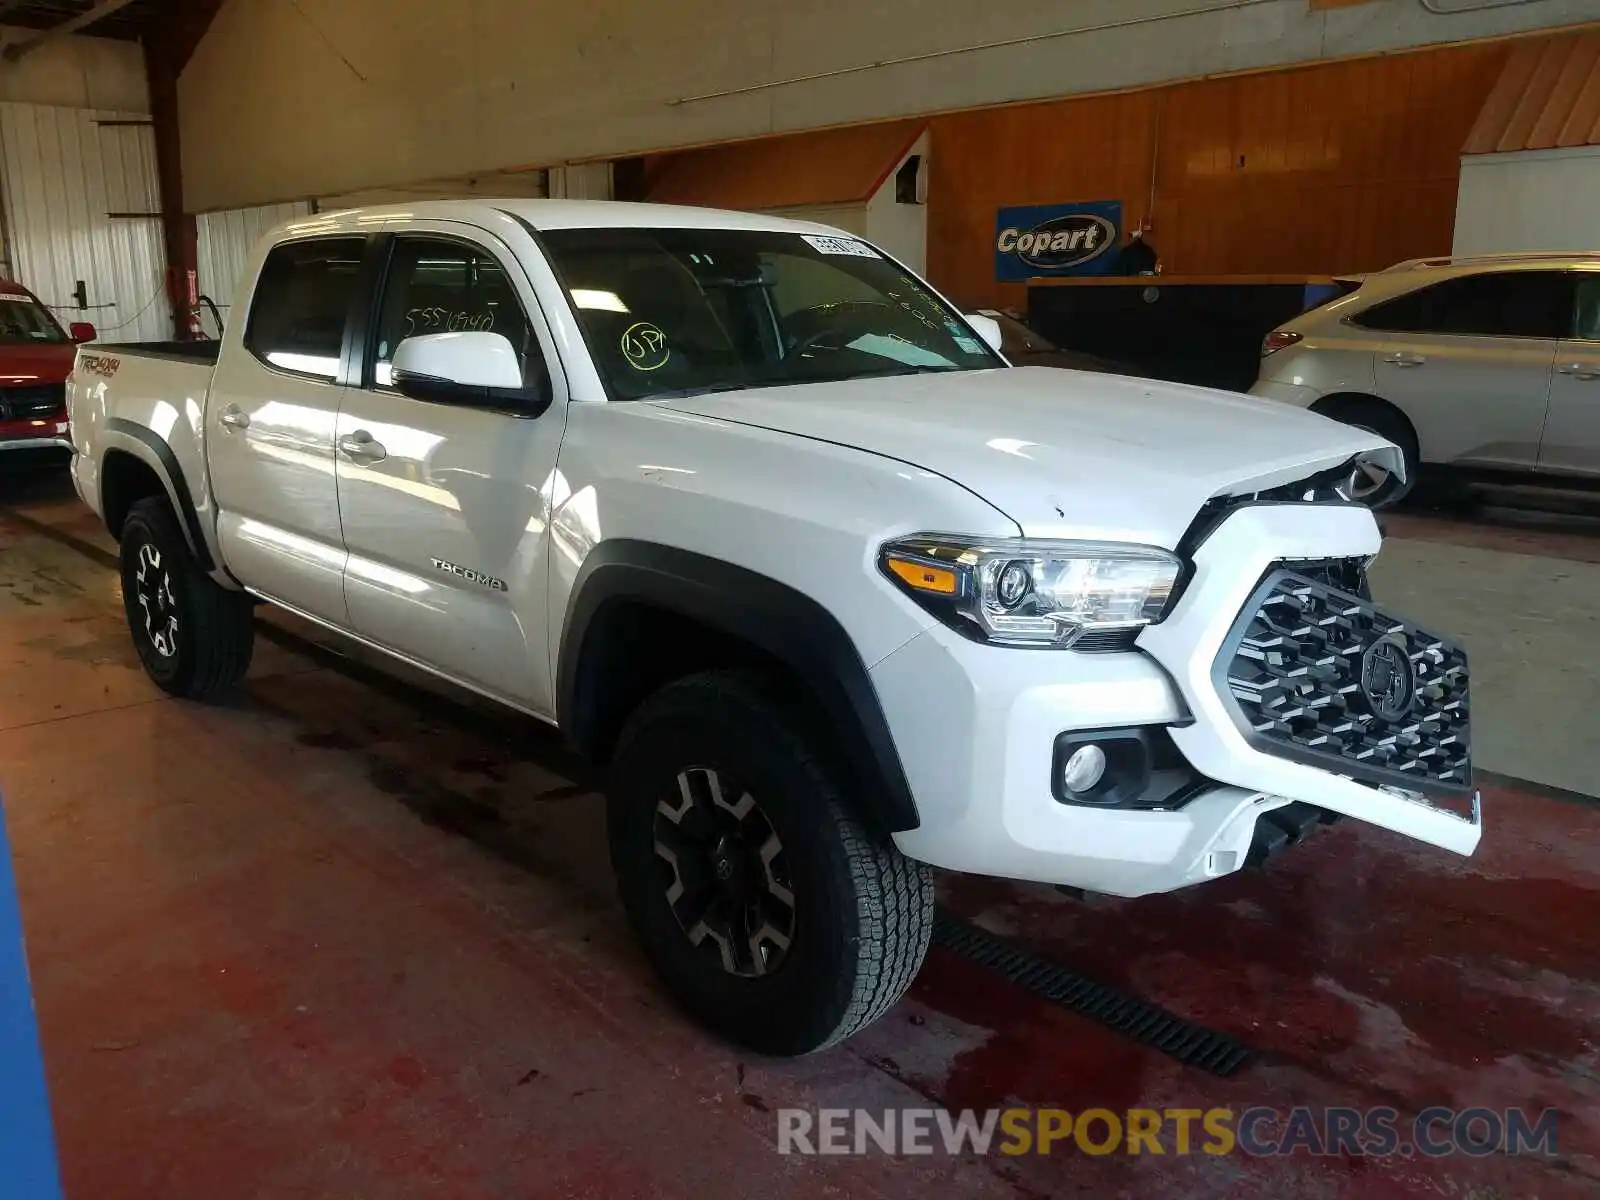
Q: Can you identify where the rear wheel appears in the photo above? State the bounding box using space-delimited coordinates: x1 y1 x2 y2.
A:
606 671 934 1056
119 496 254 698
1314 397 1418 509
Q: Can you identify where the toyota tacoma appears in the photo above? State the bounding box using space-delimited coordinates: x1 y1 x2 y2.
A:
67 201 1479 1055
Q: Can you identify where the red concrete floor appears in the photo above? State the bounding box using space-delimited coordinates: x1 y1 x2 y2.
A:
1 468 1597 1199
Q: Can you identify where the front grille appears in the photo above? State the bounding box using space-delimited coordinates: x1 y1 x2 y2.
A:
0 383 64 421
1214 567 1471 797
1286 555 1371 599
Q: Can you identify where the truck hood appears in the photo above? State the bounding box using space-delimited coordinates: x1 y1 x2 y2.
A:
661 367 1399 548
0 342 74 385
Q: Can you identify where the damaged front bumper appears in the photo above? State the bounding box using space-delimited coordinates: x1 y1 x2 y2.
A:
1139 501 1481 860
876 498 1478 897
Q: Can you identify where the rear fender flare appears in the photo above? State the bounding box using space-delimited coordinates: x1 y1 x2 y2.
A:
102 418 215 571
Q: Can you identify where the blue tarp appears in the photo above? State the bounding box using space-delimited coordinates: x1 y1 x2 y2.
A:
0 799 62 1200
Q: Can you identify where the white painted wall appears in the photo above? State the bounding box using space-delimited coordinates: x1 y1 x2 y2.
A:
865 131 929 277
1453 147 1600 257
179 0 1596 212
316 168 547 210
196 201 313 336
0 30 153 334
0 25 147 113
547 162 613 200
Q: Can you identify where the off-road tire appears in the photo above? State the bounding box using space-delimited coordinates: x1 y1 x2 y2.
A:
607 670 934 1056
120 496 254 698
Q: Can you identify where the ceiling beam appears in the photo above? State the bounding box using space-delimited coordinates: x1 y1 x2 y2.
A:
2 0 141 62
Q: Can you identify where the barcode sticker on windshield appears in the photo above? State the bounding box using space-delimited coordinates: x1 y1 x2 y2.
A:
802 234 878 258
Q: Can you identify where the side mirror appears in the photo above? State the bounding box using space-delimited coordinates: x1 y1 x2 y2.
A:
390 331 547 412
964 313 1004 354
69 322 96 343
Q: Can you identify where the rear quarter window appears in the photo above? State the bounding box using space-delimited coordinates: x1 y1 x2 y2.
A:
1352 271 1571 340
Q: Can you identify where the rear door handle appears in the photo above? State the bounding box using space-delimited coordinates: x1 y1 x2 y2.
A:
1383 352 1426 368
218 405 250 430
337 430 387 462
1557 363 1600 381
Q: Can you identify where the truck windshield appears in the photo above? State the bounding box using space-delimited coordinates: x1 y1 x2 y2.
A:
539 227 1002 399
0 295 67 345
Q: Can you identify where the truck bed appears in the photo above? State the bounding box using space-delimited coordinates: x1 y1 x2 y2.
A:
97 340 222 365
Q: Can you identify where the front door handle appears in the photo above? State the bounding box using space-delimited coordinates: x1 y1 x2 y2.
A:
1557 363 1600 381
218 405 250 430
1383 352 1426 368
337 430 387 462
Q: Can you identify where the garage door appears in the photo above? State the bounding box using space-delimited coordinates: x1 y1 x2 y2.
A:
0 103 170 343
196 201 312 337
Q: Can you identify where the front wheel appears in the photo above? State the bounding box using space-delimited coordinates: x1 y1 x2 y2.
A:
119 496 254 698
607 671 934 1056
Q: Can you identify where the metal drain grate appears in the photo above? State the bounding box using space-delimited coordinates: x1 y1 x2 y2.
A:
932 912 1254 1076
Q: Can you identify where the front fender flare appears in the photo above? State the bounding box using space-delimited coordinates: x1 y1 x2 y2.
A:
557 540 920 833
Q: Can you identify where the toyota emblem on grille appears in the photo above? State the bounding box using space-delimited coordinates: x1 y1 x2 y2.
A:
1360 633 1414 722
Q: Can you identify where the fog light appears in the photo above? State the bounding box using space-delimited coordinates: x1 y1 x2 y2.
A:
1050 728 1167 808
1061 744 1108 794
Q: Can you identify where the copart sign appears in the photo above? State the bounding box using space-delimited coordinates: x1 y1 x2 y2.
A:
995 202 1122 281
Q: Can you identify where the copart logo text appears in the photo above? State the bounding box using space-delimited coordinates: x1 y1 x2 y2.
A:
995 214 1116 270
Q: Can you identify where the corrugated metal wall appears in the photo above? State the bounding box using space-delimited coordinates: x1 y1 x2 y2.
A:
196 201 310 337
0 102 170 342
1455 146 1600 255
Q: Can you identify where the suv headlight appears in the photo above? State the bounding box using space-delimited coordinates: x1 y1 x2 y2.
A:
879 535 1181 648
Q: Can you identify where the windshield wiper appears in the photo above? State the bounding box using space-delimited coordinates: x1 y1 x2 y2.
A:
642 364 964 400
644 379 791 400
846 364 965 380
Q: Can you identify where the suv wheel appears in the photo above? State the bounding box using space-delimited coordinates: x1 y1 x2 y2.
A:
120 497 254 698
607 671 934 1056
1317 398 1418 510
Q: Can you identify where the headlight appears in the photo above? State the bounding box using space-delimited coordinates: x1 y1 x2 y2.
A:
880 535 1181 648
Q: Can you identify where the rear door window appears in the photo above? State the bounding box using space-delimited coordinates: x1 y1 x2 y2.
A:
1572 273 1600 342
1354 271 1572 340
244 237 366 379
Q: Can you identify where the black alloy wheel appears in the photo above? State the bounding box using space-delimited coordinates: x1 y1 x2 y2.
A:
653 765 797 979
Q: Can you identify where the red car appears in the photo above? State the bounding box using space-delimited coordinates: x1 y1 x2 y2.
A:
0 280 94 464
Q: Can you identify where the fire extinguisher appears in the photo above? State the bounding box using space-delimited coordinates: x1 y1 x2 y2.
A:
166 266 201 338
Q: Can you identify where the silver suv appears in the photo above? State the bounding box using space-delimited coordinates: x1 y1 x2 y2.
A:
1251 253 1600 506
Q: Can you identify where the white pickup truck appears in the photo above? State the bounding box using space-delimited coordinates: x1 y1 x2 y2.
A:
68 200 1480 1055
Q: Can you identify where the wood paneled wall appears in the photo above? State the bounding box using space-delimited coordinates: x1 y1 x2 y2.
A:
927 42 1512 309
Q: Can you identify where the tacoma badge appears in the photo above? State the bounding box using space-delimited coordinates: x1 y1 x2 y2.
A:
430 558 508 592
